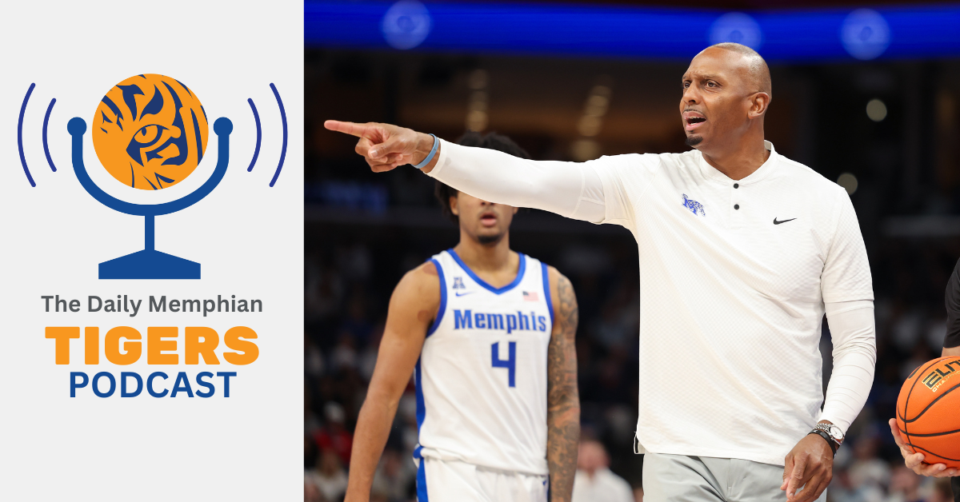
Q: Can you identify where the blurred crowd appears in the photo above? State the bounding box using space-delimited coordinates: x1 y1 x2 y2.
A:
305 199 960 502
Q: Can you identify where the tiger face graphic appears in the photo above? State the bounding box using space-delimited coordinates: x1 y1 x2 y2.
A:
92 74 208 190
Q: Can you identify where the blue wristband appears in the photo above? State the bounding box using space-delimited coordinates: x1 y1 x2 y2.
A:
413 134 439 170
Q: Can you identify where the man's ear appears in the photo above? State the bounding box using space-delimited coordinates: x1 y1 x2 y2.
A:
749 92 771 118
449 195 459 216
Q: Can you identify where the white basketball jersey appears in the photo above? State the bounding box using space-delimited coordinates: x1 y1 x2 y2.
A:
414 249 554 475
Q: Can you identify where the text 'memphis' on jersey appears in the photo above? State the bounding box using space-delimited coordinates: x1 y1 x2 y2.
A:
414 249 554 475
453 309 549 333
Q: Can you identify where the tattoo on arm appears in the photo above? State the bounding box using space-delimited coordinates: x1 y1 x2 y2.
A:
547 273 580 502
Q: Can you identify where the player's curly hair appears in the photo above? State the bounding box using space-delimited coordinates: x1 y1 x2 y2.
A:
434 131 530 225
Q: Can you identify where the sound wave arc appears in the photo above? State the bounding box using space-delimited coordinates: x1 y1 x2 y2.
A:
18 83 36 187
269 83 287 187
43 98 58 173
247 98 262 172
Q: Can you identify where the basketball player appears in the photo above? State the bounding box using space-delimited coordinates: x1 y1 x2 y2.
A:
328 43 877 502
888 259 960 501
343 132 581 502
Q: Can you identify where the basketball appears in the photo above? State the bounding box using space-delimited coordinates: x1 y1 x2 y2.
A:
92 74 208 190
896 356 960 468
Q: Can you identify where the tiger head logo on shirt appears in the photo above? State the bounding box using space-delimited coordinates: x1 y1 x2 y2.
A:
682 194 707 217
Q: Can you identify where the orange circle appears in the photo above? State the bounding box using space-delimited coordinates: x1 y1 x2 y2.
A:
92 74 208 190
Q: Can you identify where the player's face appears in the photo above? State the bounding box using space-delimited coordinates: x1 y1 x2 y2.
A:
680 49 754 152
451 192 517 245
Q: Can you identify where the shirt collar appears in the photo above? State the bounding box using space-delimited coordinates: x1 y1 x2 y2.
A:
697 140 779 185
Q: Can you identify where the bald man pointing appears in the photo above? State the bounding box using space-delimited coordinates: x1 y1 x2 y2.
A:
327 43 876 502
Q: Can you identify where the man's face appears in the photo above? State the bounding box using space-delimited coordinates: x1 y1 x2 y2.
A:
577 441 608 474
679 48 756 152
451 192 517 245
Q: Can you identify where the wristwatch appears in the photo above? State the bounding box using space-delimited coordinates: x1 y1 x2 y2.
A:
808 422 844 455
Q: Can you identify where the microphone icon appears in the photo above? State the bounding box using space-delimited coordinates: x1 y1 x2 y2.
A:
66 74 232 280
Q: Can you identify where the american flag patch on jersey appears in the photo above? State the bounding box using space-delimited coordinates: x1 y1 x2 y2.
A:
523 291 539 301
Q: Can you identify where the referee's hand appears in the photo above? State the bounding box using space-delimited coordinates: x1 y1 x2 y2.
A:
889 418 960 478
781 434 832 502
324 120 440 172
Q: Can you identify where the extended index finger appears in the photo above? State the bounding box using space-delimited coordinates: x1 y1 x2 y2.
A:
324 120 373 138
786 453 808 500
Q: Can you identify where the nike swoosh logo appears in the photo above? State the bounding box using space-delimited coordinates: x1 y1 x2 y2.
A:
773 217 796 225
455 291 475 297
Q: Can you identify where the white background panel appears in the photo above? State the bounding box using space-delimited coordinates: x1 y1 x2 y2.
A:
0 1 303 500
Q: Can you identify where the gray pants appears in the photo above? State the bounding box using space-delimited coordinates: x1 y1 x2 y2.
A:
642 453 827 502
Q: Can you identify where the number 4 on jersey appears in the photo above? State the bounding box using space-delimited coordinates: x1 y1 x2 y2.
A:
491 341 516 387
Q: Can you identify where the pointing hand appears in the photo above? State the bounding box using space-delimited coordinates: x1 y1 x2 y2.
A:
324 120 438 172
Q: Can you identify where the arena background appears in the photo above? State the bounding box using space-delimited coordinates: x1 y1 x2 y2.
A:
304 1 960 501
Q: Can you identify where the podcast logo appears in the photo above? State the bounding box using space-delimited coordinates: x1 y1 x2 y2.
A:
17 74 289 280
15 73 290 399
93 74 209 191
